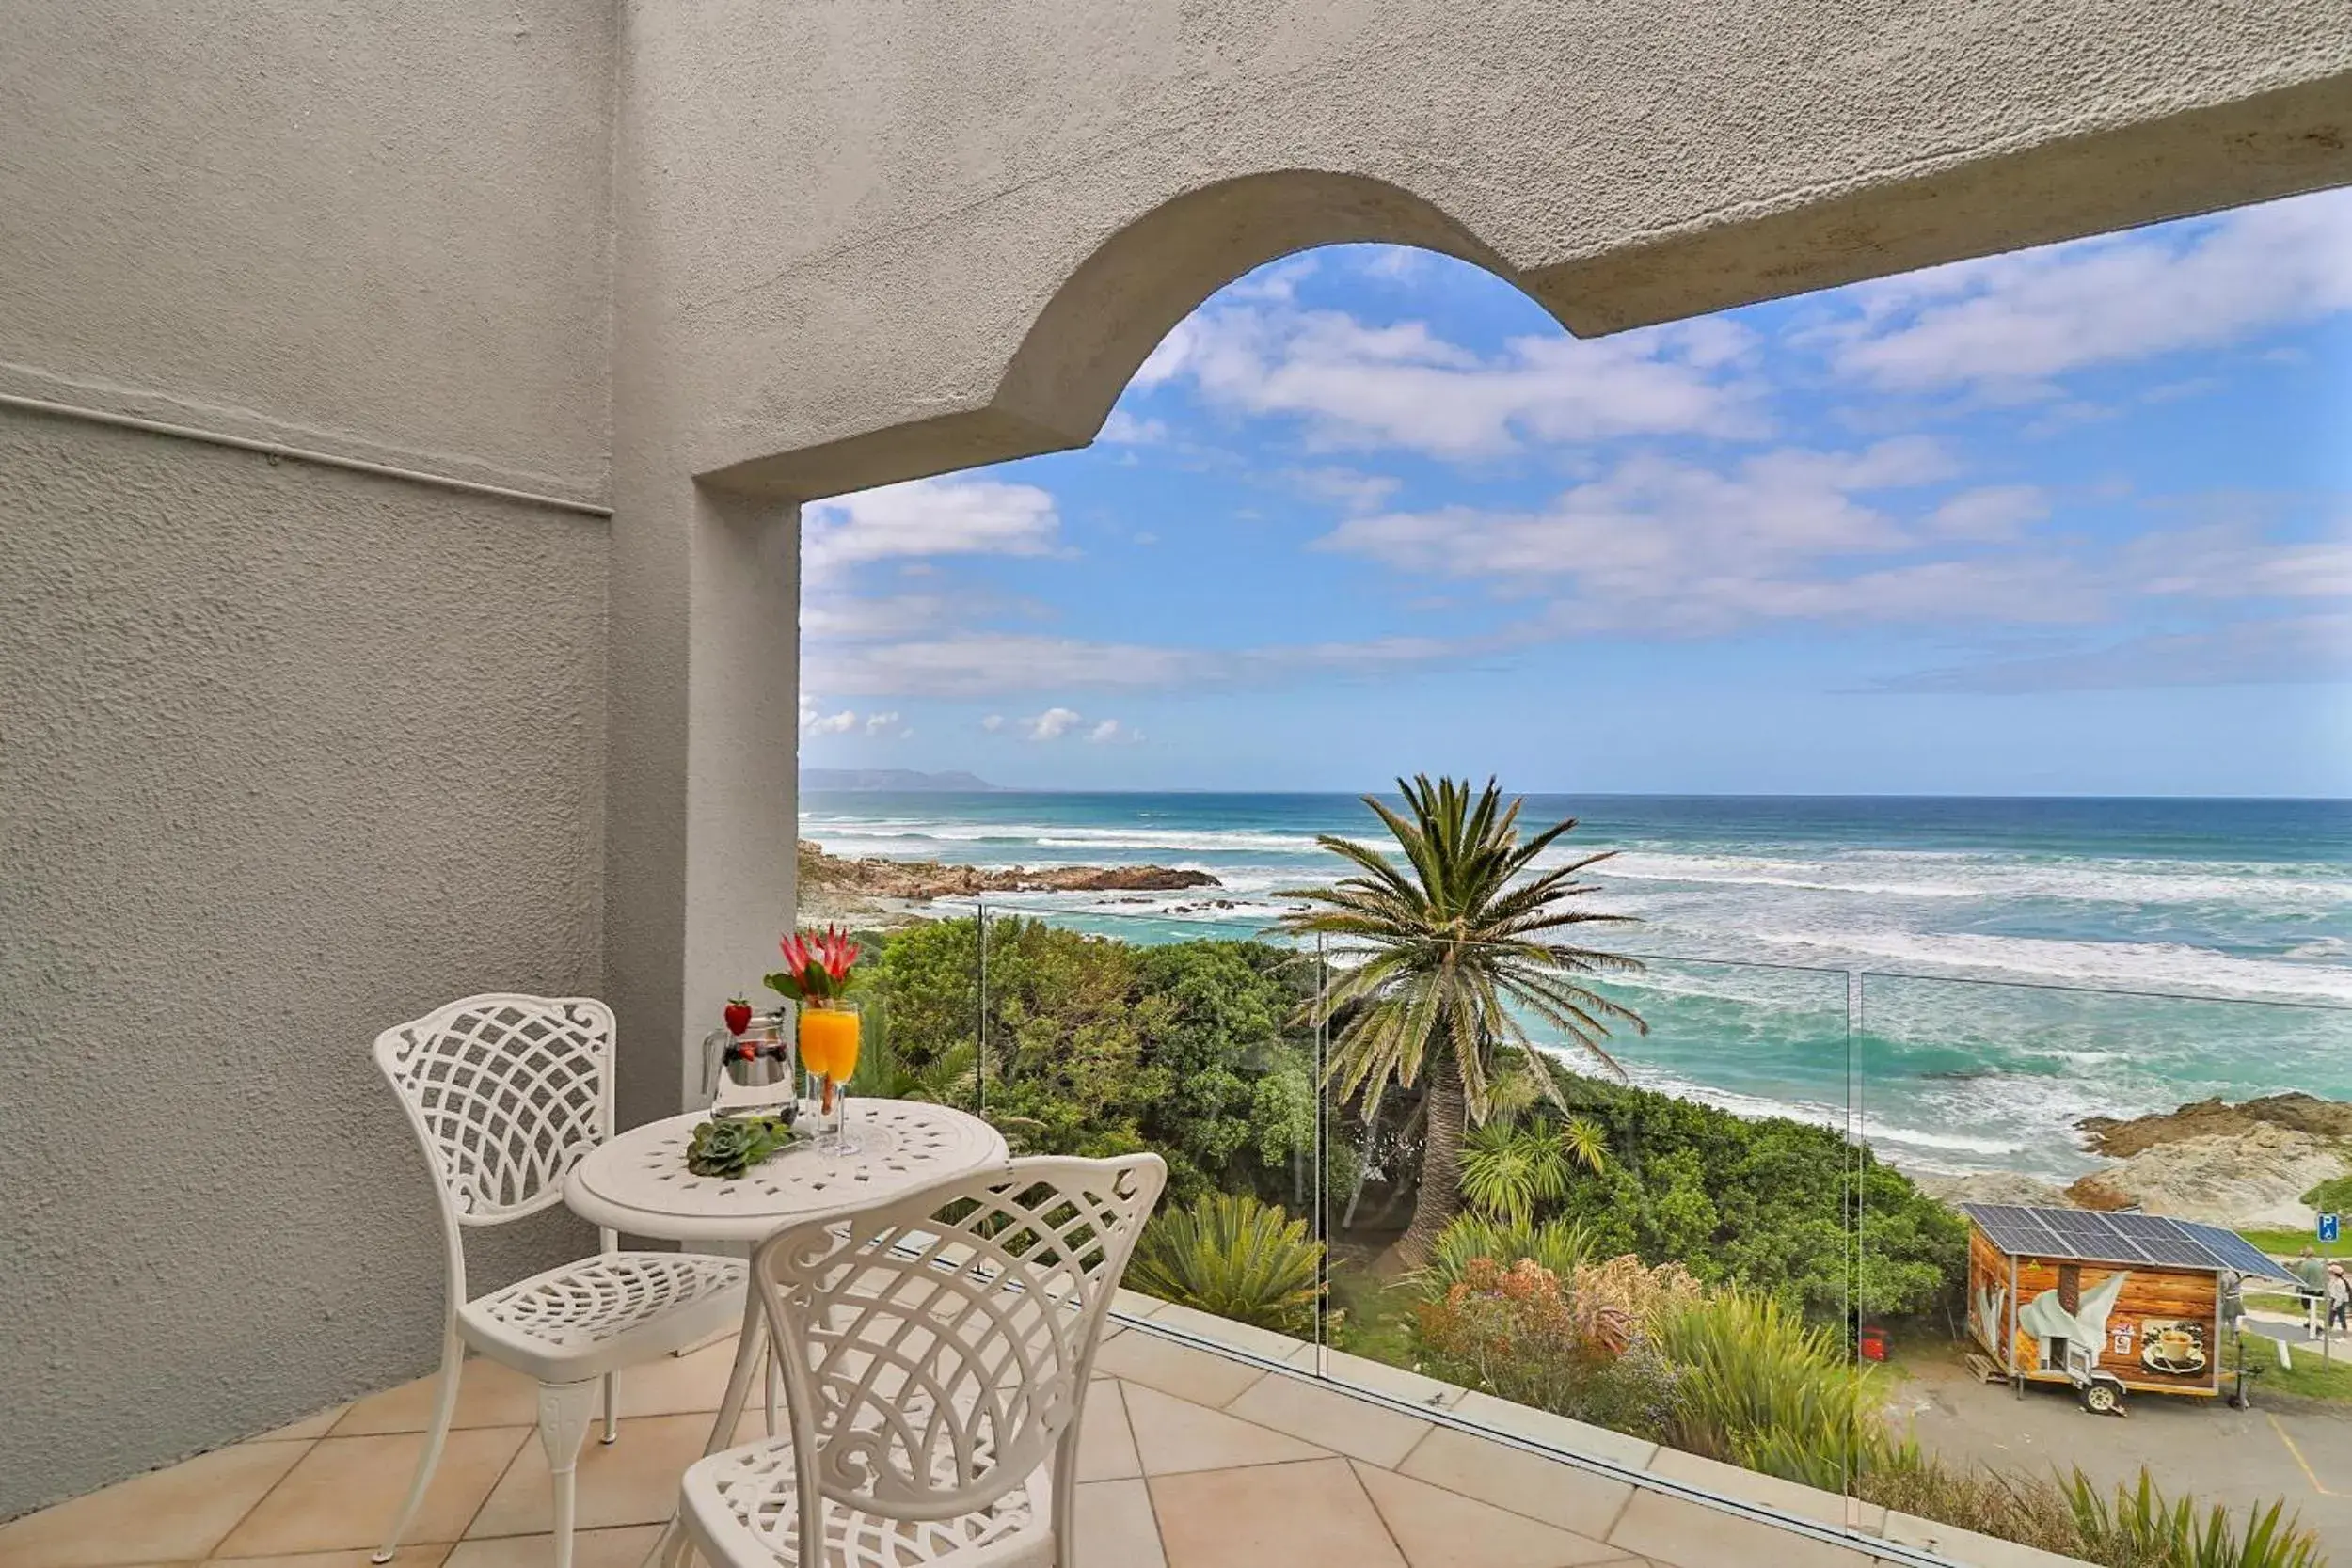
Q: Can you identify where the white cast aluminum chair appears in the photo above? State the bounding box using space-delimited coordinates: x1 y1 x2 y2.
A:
373 993 749 1568
674 1153 1167 1568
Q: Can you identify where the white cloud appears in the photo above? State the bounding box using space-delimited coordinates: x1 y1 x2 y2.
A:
863 711 900 735
1086 719 1129 743
1828 187 2352 394
801 594 956 640
980 714 1005 732
804 475 1063 578
1099 410 1168 444
1308 439 2157 636
803 707 858 735
1023 706 1084 741
805 628 1489 699
1219 254 1320 304
1285 466 1403 513
1872 613 2352 693
1926 484 2050 541
1135 302 1763 458
1354 246 1434 283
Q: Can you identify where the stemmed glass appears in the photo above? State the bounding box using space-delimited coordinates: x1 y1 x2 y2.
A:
799 998 863 1155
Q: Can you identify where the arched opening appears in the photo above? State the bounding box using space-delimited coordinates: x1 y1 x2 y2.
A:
699 171 1533 502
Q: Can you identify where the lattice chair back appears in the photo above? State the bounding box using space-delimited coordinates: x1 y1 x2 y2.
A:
373 993 617 1228
754 1154 1166 1546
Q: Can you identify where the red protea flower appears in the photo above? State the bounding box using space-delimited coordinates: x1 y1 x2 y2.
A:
765 925 864 1002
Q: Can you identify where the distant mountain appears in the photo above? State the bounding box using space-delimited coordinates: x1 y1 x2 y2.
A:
801 768 998 792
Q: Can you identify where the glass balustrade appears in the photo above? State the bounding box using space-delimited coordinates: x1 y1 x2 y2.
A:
827 895 2349 1561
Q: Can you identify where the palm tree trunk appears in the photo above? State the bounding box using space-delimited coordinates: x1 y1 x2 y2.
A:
1394 1053 1467 1269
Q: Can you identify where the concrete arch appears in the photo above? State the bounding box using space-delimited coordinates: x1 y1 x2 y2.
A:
700 170 1534 503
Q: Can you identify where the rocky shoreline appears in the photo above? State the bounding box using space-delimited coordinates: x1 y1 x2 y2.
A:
797 838 1218 919
1915 1095 2352 1231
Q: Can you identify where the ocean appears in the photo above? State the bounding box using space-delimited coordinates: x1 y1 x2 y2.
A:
800 791 2352 1185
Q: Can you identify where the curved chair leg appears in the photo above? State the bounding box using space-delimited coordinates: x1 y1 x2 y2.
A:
371 1323 465 1564
537 1380 601 1568
599 1371 617 1445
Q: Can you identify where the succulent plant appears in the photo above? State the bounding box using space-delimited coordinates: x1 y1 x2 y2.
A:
686 1111 799 1179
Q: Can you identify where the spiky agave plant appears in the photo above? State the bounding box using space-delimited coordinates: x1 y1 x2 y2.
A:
1126 1192 1321 1335
1278 776 1645 1266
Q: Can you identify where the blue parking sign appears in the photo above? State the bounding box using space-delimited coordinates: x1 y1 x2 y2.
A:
2324 1212 2342 1244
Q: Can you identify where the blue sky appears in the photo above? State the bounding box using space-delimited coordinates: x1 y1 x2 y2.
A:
800 188 2352 797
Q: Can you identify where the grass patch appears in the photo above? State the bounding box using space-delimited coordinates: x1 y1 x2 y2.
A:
2241 1330 2352 1403
2239 1227 2350 1260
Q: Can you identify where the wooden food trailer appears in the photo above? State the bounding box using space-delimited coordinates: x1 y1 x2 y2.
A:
1960 1203 2297 1414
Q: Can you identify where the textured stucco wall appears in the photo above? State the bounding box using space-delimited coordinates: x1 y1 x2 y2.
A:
0 0 616 1519
0 410 610 1518
0 0 615 501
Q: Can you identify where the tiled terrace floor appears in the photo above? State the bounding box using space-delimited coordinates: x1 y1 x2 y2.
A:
0 1304 2038 1568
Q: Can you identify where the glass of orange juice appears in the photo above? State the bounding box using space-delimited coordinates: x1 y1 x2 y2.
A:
798 999 863 1152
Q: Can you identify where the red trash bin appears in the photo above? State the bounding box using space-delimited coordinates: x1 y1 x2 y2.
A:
1858 1325 1888 1362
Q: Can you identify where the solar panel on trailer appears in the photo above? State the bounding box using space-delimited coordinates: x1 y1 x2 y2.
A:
2176 1219 2298 1282
2106 1212 2230 1269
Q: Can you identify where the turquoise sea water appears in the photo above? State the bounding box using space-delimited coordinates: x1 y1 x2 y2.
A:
801 792 2352 1182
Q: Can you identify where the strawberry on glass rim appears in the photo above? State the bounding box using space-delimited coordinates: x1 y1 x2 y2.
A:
723 997 755 1036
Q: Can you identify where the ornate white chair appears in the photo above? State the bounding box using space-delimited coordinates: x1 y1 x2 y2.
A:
673 1154 1166 1568
372 994 748 1568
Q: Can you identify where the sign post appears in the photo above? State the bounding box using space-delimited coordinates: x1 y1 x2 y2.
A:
2323 1214 2342 1367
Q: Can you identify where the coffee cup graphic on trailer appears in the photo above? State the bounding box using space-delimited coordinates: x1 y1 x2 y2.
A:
2139 1320 2207 1375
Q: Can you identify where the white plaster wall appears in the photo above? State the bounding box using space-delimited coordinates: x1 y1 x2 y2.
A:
0 412 609 1516
0 0 614 500
0 0 616 1519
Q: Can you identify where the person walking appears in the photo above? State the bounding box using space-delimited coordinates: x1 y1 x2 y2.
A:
2293 1246 2328 1339
2328 1261 2349 1337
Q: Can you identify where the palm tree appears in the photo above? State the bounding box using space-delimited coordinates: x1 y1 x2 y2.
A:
1277 775 1645 1267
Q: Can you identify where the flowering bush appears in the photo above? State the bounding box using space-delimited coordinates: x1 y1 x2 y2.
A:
1413 1257 1685 1436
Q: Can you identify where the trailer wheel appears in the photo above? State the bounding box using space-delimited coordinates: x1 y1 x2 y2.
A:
2080 1380 2124 1417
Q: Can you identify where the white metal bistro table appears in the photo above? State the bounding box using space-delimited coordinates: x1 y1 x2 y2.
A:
563 1097 1009 1469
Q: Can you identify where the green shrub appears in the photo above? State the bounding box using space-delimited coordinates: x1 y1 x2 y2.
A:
2062 1468 2327 1568
1127 1192 1321 1335
2300 1172 2352 1212
1649 1289 1894 1484
1854 1454 2090 1558
1417 1213 1595 1294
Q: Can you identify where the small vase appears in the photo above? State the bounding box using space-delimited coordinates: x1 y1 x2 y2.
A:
798 998 862 1153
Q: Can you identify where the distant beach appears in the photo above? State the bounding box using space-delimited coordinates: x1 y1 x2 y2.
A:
802 790 2352 1185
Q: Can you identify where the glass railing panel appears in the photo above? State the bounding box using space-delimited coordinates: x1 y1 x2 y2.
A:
961 904 1325 1355
1853 971 2352 1562
1307 945 1873 1514
836 907 983 1115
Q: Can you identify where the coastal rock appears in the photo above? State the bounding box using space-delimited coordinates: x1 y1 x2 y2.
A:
1913 1171 2074 1210
2076 1093 2352 1157
2061 1123 2350 1229
797 839 1218 903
